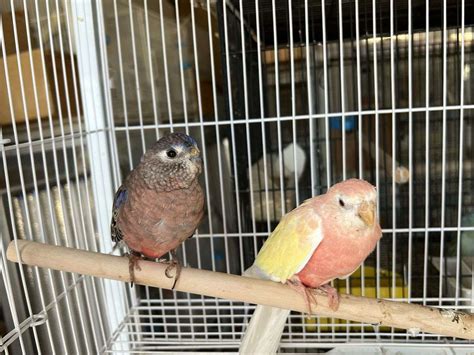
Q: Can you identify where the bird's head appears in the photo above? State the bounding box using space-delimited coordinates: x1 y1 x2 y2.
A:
326 179 378 231
140 132 202 190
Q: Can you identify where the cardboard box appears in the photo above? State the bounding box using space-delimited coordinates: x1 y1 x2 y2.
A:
1 11 32 56
0 49 80 125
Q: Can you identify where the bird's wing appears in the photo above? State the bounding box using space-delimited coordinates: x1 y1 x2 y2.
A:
254 205 323 283
111 185 128 243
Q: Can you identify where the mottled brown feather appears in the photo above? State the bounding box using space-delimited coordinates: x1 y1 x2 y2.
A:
117 175 204 259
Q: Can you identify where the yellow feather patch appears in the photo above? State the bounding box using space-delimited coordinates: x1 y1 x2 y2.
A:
255 206 323 283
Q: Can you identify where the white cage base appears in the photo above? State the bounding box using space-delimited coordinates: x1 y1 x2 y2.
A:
104 298 474 353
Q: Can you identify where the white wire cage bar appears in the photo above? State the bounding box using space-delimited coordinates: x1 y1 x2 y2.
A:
0 0 473 353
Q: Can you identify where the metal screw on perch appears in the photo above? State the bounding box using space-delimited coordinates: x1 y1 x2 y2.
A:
6 240 474 340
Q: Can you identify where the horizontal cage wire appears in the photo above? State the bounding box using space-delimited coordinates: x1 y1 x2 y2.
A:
0 0 473 353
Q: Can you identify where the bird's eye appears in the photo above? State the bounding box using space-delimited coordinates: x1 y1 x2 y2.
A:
339 198 345 207
166 149 177 158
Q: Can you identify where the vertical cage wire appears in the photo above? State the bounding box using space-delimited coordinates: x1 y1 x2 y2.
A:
0 0 473 353
1 0 129 353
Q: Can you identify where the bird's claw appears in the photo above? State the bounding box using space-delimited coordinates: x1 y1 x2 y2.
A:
287 277 317 318
164 250 182 290
318 284 340 311
286 279 340 315
128 253 142 287
165 260 178 278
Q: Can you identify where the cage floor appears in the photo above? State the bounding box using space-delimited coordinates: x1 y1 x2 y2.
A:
104 298 474 353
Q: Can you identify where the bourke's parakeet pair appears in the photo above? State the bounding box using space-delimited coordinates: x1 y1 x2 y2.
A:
240 179 382 354
110 133 204 287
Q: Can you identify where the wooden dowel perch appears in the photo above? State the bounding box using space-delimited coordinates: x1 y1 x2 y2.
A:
7 240 474 340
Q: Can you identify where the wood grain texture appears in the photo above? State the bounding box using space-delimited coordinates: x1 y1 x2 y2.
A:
7 240 474 340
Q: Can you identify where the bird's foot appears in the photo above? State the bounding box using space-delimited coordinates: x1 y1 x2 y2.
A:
164 250 182 290
128 252 142 287
287 277 317 317
318 284 340 311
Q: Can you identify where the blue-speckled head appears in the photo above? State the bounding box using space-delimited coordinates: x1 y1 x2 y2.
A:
156 132 198 149
151 132 198 150
181 133 198 148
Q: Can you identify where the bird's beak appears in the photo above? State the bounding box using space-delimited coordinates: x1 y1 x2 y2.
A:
190 147 200 157
358 201 375 227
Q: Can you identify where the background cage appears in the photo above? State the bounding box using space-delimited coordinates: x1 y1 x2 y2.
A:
0 0 473 353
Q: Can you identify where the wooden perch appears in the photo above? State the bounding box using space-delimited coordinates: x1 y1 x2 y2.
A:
6 240 474 340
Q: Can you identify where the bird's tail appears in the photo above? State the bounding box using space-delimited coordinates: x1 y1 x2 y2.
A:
239 264 290 354
239 305 290 354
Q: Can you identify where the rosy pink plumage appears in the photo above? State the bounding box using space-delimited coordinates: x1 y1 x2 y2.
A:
240 179 382 354
297 179 382 287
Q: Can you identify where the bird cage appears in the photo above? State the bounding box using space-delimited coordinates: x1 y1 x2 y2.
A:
0 0 473 353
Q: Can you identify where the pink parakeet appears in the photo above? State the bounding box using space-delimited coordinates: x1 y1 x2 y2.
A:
239 179 382 354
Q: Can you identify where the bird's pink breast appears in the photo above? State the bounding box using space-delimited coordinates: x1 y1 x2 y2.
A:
297 224 382 288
